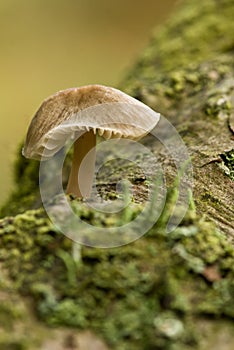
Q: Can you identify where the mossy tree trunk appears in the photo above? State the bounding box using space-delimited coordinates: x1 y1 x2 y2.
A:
0 0 234 349
122 0 234 239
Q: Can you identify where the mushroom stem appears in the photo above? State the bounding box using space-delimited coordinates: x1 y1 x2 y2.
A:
66 131 96 198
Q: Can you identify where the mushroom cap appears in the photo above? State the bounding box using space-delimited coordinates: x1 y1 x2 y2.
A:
23 85 160 160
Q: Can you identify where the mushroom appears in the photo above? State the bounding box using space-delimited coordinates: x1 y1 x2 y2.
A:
23 85 160 198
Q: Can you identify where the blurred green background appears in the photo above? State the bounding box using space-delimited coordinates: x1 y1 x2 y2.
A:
0 0 177 205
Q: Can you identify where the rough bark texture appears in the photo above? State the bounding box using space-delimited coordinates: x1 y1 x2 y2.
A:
0 0 234 349
121 5 234 238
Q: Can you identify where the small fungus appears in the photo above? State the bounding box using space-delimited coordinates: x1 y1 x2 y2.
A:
23 85 160 198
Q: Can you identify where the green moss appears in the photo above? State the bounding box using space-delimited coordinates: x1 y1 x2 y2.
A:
0 277 47 349
0 342 27 350
123 55 234 119
125 0 234 80
0 144 40 218
201 191 221 207
1 0 234 348
0 301 21 330
0 193 233 349
220 149 234 180
204 94 231 117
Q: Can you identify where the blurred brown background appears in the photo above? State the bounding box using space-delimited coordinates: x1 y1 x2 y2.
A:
0 0 177 204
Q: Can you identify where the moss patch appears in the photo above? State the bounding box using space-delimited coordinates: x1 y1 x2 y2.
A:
124 0 234 79
1 0 234 348
0 194 234 349
220 149 234 180
0 144 40 218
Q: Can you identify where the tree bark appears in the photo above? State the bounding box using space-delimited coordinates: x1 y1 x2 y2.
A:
121 2 234 239
0 0 234 349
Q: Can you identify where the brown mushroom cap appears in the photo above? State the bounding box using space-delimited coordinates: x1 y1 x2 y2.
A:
23 85 160 160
